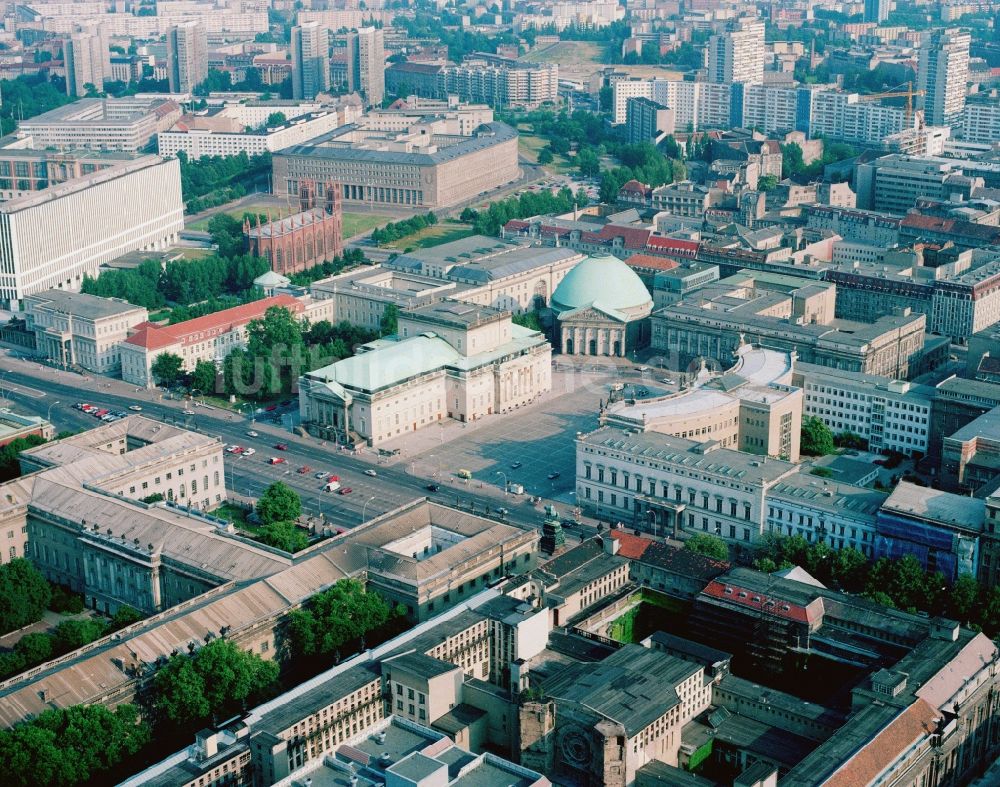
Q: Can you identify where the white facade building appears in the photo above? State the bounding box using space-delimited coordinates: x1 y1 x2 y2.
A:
0 156 183 309
962 103 1000 144
792 362 934 456
299 301 552 446
918 28 970 127
157 110 349 157
708 18 765 85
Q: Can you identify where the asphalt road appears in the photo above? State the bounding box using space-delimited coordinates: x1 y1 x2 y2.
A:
0 353 589 538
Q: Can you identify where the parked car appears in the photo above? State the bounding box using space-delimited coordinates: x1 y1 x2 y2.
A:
242 448 255 457
274 443 288 451
510 461 523 469
246 430 259 438
265 405 278 412
337 487 353 495
226 445 242 453
297 465 311 474
364 469 377 477
315 471 328 479
268 457 286 465
128 405 142 411
547 471 561 480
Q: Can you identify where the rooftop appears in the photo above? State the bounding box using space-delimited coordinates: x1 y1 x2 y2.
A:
881 481 986 531
402 300 508 330
542 645 698 736
278 121 517 167
578 427 798 486
384 651 459 681
25 289 147 320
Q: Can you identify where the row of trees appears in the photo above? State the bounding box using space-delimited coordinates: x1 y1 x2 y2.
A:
288 248 368 287
81 254 269 311
0 433 49 482
287 578 406 665
461 187 578 236
0 75 74 136
370 212 438 246
254 482 308 553
176 150 271 213
754 535 1000 636
0 607 142 681
0 704 151 787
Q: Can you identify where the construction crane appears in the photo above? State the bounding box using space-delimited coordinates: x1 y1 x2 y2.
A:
856 82 926 125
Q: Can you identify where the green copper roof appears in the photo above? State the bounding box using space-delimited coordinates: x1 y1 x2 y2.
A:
551 253 652 314
310 334 459 392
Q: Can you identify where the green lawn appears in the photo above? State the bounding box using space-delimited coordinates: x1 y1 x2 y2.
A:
213 502 250 527
179 247 215 260
384 222 474 251
517 128 576 174
343 212 391 239
187 201 279 232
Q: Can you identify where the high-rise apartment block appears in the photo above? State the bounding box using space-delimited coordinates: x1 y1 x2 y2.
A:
291 21 330 100
864 0 890 23
64 28 109 97
708 18 765 85
917 28 970 127
346 26 384 107
166 20 207 93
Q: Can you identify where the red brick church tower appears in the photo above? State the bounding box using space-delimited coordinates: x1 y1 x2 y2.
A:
244 181 344 275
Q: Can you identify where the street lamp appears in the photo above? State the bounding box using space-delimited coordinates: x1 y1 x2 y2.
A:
496 471 508 497
46 400 60 421
361 495 376 522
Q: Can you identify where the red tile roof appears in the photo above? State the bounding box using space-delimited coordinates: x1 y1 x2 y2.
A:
626 253 680 272
646 236 700 257
593 224 652 250
824 700 939 787
700 578 820 624
609 530 654 559
619 179 651 196
125 295 303 351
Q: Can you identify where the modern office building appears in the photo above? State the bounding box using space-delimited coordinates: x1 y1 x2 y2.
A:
298 300 551 445
708 18 765 85
917 28 970 127
962 102 1000 144
438 55 558 110
166 20 208 93
854 154 985 214
272 118 519 209
291 21 330 101
157 108 350 157
24 289 149 374
345 26 385 107
15 97 182 153
792 363 935 456
940 406 1000 494
0 155 183 309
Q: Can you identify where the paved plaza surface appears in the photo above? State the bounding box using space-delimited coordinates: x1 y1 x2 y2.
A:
379 363 684 507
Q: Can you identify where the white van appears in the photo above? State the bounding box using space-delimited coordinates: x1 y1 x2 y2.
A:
324 480 341 492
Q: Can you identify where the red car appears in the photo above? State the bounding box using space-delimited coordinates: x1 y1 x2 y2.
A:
268 457 286 465
297 465 311 474
274 443 288 451
327 475 339 483
265 405 278 412
337 487 353 495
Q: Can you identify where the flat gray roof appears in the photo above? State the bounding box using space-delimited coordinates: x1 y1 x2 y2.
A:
882 481 985 531
277 121 517 167
25 289 146 320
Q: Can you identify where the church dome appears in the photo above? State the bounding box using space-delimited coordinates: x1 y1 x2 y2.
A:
551 253 652 314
